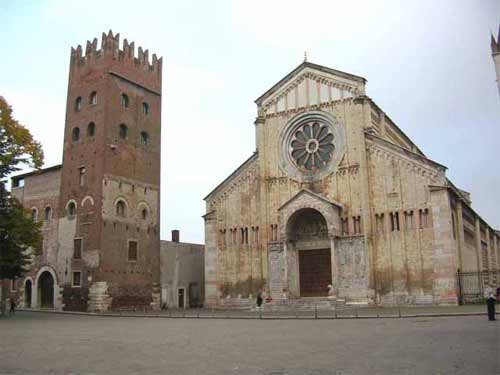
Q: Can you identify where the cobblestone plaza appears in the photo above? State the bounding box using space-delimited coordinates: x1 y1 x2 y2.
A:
1 311 498 374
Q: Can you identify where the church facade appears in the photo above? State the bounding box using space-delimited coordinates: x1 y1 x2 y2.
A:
204 61 500 306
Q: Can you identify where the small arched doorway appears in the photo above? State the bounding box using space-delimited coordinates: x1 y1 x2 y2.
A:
287 208 331 297
25 279 32 308
38 271 54 308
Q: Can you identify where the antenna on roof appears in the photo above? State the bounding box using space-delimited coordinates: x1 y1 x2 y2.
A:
304 51 308 62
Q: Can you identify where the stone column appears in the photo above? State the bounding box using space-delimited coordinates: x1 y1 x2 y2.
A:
474 217 482 272
283 241 288 298
330 237 338 296
455 202 465 271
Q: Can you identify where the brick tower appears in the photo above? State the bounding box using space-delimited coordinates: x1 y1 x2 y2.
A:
59 31 162 311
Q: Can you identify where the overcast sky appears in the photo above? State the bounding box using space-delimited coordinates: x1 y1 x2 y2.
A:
1 0 499 243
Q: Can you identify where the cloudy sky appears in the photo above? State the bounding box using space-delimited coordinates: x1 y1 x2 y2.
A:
1 0 499 243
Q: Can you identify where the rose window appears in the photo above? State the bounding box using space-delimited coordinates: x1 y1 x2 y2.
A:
290 121 335 170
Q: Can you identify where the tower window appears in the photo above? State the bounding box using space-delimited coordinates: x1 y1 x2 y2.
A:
79 167 86 187
87 122 95 137
116 200 127 217
128 240 138 262
72 127 80 142
119 124 128 139
142 102 149 115
73 238 82 259
140 131 149 146
89 91 97 105
75 97 82 111
72 271 82 287
67 202 76 217
141 208 148 220
44 206 52 221
120 94 129 108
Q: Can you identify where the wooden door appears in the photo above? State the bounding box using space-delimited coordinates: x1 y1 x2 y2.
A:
299 249 331 297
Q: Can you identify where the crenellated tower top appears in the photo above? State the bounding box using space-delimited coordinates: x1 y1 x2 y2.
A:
69 30 162 90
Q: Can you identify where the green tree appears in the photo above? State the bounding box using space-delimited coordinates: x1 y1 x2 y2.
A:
0 96 44 314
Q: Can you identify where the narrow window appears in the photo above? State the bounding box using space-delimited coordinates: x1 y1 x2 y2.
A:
72 127 80 142
79 167 86 187
31 208 38 222
419 208 430 229
10 279 17 292
72 271 82 287
141 208 148 220
120 94 129 108
142 102 149 115
140 131 149 146
116 200 126 217
73 238 82 259
395 212 400 231
128 240 138 261
405 211 414 230
67 202 76 217
75 97 82 111
390 212 400 232
89 91 97 105
44 206 52 221
376 214 385 234
87 122 95 137
341 218 349 235
119 124 128 139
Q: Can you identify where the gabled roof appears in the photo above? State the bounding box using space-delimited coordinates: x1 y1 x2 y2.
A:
278 188 343 211
204 152 258 201
255 61 367 106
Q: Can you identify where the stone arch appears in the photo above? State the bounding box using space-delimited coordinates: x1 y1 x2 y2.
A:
81 195 95 207
114 196 129 217
137 201 152 222
286 207 329 242
24 277 34 308
65 199 78 217
35 266 58 309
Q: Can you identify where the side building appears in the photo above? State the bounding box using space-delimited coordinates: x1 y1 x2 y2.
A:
8 31 163 311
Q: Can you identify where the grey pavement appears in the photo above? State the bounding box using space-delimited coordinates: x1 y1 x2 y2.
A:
1 311 499 375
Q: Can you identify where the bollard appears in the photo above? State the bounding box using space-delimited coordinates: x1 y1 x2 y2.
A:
259 306 262 320
398 304 402 318
355 307 359 319
314 304 318 319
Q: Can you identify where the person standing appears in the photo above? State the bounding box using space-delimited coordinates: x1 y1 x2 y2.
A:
485 285 496 321
9 298 16 316
256 291 263 308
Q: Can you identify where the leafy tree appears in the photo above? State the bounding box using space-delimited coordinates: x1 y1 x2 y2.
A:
0 96 43 180
0 96 44 314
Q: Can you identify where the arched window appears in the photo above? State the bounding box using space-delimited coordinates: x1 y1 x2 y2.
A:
75 97 82 111
31 208 38 222
67 202 76 217
116 200 126 217
140 131 149 146
119 124 128 139
89 91 97 105
120 94 129 108
142 102 149 115
44 206 52 221
87 122 95 137
72 127 80 142
141 208 148 220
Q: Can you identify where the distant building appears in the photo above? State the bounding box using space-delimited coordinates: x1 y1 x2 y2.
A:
160 230 204 309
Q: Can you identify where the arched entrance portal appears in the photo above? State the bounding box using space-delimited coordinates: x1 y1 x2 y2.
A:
25 279 32 308
287 208 332 297
38 271 54 308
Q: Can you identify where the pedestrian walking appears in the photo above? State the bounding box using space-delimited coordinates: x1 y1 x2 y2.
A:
256 291 263 308
485 285 496 321
9 298 16 316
